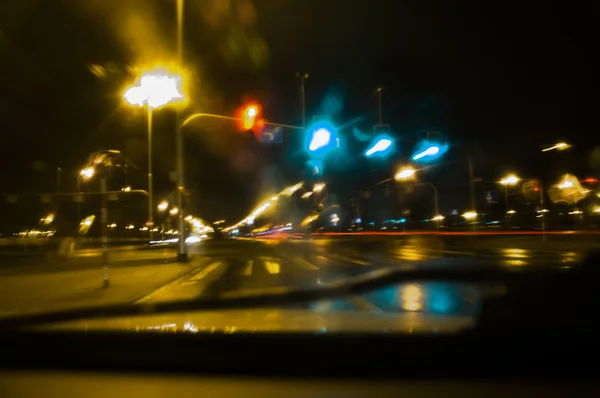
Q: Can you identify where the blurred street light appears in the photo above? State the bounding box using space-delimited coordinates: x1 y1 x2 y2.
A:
499 174 520 223
462 211 477 220
169 207 179 216
499 174 519 185
80 167 95 179
313 183 326 193
158 200 169 212
542 142 570 152
395 167 416 181
124 72 184 109
431 214 444 222
40 213 54 225
121 186 131 192
125 71 185 242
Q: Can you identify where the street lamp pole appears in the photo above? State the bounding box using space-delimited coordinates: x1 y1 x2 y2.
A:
100 176 109 288
146 105 154 241
77 176 81 223
175 0 187 262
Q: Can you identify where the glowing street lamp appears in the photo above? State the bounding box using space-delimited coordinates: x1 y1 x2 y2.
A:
124 72 184 109
542 142 570 152
499 174 520 226
395 167 416 181
157 200 169 212
499 174 520 185
125 71 185 241
80 167 95 180
462 211 477 220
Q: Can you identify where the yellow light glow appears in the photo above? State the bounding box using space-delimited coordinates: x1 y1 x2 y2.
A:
558 175 576 189
124 71 185 109
500 174 519 185
169 207 179 216
431 214 444 221
401 284 423 311
122 186 131 192
80 167 95 179
157 201 169 212
542 142 570 152
313 183 326 193
40 213 54 225
462 211 477 220
395 167 416 180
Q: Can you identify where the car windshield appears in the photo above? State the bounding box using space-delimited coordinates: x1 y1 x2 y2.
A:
0 1 596 332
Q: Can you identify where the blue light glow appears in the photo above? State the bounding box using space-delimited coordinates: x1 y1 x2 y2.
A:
365 135 394 158
411 140 448 163
306 122 337 156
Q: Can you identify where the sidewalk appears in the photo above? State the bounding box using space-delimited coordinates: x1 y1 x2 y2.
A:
0 258 207 318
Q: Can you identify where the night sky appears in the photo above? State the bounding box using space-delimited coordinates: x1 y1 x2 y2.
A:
0 0 595 224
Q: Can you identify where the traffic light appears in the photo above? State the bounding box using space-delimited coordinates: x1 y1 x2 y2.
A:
306 122 337 156
243 105 259 129
411 140 448 163
238 103 263 132
365 136 394 157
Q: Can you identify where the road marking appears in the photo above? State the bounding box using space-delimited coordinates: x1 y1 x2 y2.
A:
292 256 319 270
264 260 281 274
347 297 382 312
188 261 222 281
241 260 253 276
135 260 220 303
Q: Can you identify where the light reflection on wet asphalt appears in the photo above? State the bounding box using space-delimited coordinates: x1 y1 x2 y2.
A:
169 235 588 319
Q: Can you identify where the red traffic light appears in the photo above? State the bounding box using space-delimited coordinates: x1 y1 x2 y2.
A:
238 104 262 130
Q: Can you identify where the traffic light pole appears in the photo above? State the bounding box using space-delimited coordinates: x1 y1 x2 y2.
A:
181 112 303 131
177 113 303 262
